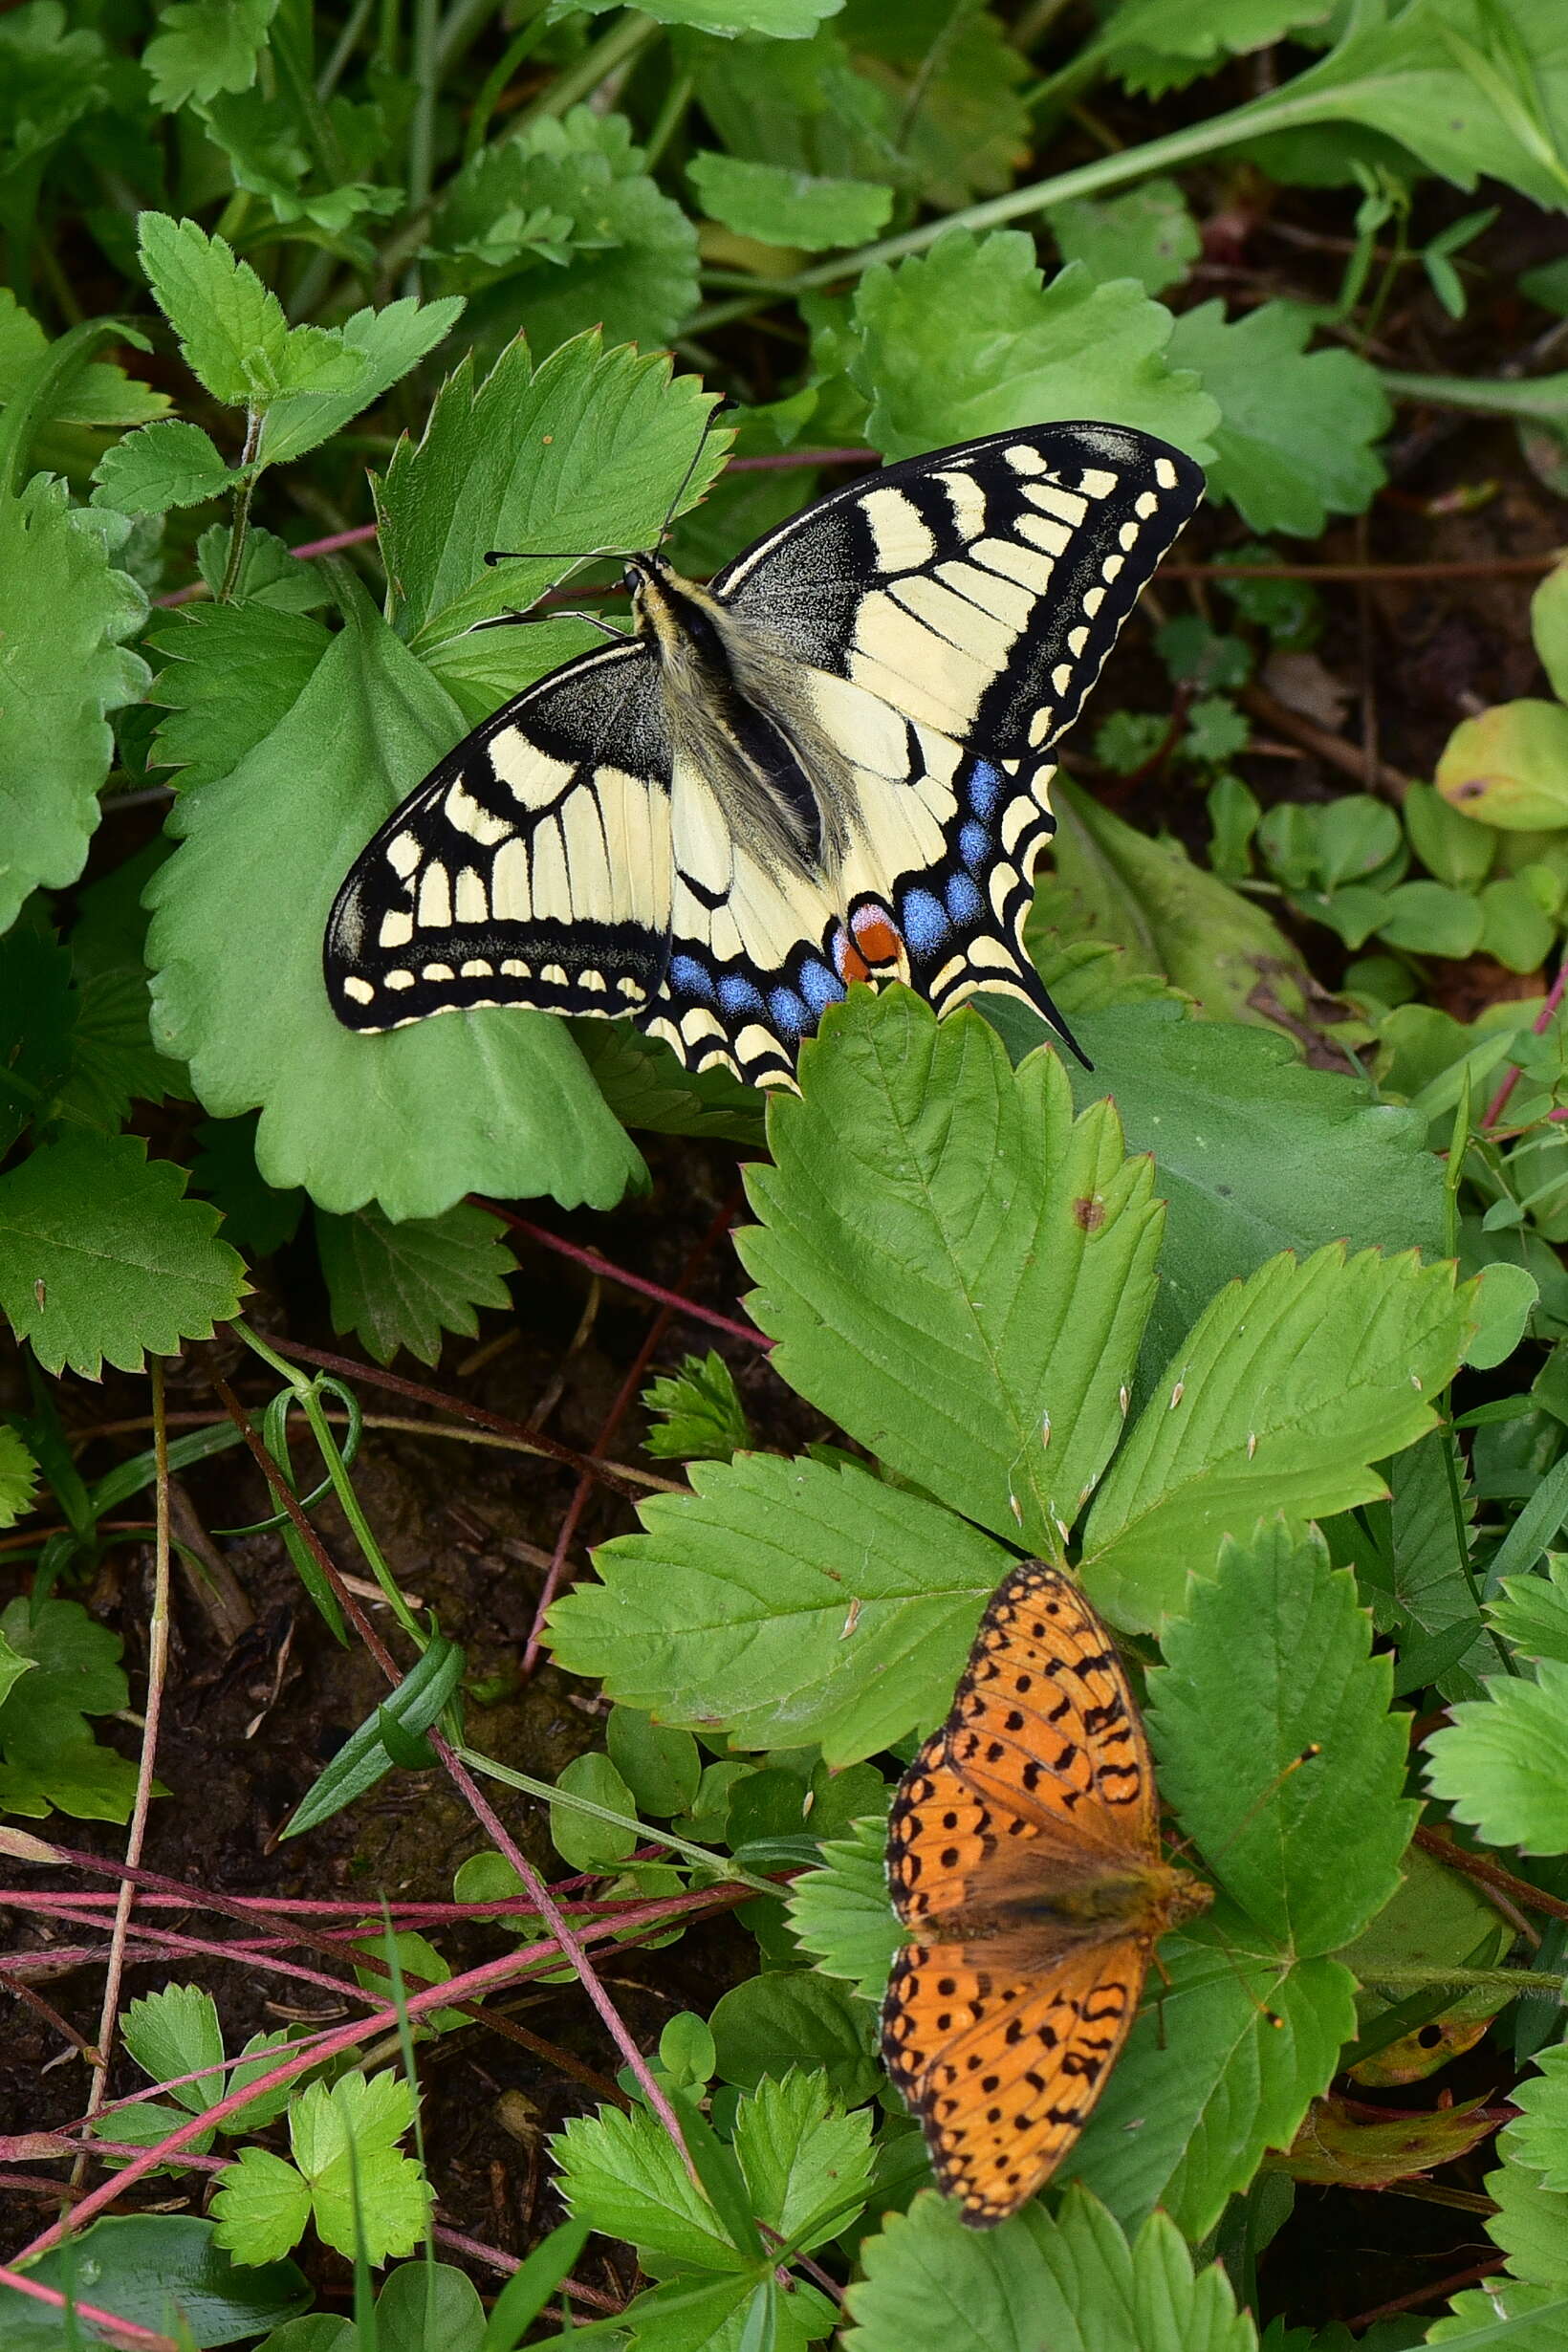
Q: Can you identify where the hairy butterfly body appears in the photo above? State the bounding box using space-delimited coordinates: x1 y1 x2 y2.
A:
325 423 1203 1086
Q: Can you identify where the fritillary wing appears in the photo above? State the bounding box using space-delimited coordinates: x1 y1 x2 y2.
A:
886 1725 1052 1935
882 1936 1150 2224
947 1560 1157 1853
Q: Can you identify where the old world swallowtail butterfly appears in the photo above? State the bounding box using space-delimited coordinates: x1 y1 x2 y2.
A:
324 423 1203 1087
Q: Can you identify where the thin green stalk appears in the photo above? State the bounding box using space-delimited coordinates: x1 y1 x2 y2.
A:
457 1747 777 1894
1361 1964 1565 1997
217 409 263 603
1383 366 1568 423
464 2 551 162
319 0 376 97
404 0 442 294
301 1391 426 1644
437 0 504 73
642 68 693 171
514 10 661 132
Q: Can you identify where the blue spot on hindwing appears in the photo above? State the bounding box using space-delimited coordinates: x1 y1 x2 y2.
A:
900 888 949 954
769 987 810 1034
968 759 1003 817
959 820 990 870
670 954 713 1001
718 973 766 1017
799 959 845 1013
947 873 984 924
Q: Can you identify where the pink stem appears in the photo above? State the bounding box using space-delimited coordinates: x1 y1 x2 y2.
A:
489 1207 766 1352
0 2264 178 2349
1483 959 1568 1129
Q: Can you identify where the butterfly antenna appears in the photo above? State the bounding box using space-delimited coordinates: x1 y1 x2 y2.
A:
655 404 730 554
483 546 621 567
1165 1745 1321 1878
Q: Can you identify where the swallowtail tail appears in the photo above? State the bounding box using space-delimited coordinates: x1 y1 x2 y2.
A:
325 422 1203 1087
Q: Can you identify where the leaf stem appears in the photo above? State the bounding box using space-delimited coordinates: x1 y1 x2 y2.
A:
216 408 263 603
457 1748 778 1894
1355 1963 1565 1996
514 10 661 132
464 0 553 160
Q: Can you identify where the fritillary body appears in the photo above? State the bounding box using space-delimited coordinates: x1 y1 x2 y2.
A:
882 1559 1210 2226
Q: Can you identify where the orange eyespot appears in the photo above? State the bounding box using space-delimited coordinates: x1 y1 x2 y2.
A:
852 910 903 967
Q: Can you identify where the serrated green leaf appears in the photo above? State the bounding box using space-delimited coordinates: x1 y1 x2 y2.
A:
1483 2123 1568 2290
688 152 892 250
554 2100 748 2272
732 2068 875 2246
0 290 168 427
786 1816 900 2002
849 233 1218 464
92 417 238 513
1358 1428 1494 1702
191 1116 307 1259
1491 1557 1568 1667
642 1352 751 1463
0 1594 140 1822
1511 2046 1568 2191
1080 1244 1475 1631
574 1019 767 1147
1151 1520 1415 1952
1165 300 1388 535
144 588 644 1220
138 211 296 407
289 2071 429 2263
741 989 1163 1558
709 1971 880 2103
315 1199 512 1366
55 969 185 1129
147 602 332 794
1093 0 1335 97
1049 177 1201 296
379 329 721 656
1426 1659 1568 1855
546 1451 1014 1764
433 114 697 362
0 1426 38 1530
839 0 1030 208
143 0 277 108
254 295 465 470
845 2183 1257 2352
213 2144 317 2267
683 26 904 195
0 473 148 931
1062 1943 1352 2241
0 1130 247 1379
122 1983 227 2113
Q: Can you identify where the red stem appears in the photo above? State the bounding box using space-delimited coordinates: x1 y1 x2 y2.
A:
1482 958 1568 1130
489 1205 766 1352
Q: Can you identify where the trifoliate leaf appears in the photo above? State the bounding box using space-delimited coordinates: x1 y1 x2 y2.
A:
0 1595 139 1822
741 989 1164 1560
547 1451 1015 1764
1166 301 1389 535
315 1199 513 1366
1426 1659 1568 1855
143 0 278 109
1079 1243 1475 1631
1151 1519 1415 1954
0 475 148 931
212 2145 316 2267
845 2184 1256 2352
433 113 698 361
147 602 332 795
144 588 645 1219
787 1815 901 2002
1049 177 1201 295
688 151 892 250
850 233 1218 463
0 1426 38 1530
642 1351 751 1462
92 418 238 513
0 1130 247 1379
290 2071 429 2263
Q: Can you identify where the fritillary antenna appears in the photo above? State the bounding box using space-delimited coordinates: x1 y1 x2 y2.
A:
1164 1744 1323 1876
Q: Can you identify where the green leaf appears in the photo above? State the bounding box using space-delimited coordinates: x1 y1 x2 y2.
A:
1078 1243 1476 1631
1165 300 1388 535
144 587 644 1219
0 1596 125 1745
143 0 278 109
1483 2123 1568 2289
1534 563 1568 703
138 210 317 408
293 2071 429 2264
0 928 76 1153
844 2184 1256 2352
606 1707 703 1816
687 152 892 250
376 329 721 657
315 1199 512 1367
1063 1944 1353 2240
574 1020 766 1148
147 602 332 795
122 1983 227 2114
786 1815 901 2002
1151 1519 1415 1952
191 1116 307 1259
1043 998 1445 1383
253 296 465 471
550 1749 641 1870
709 1971 880 2103
0 290 168 428
732 2068 875 2246
1375 879 1485 958
547 1450 1014 1765
92 417 238 513
213 2145 317 2267
840 0 1032 210
1049 178 1201 296
1426 1658 1568 1855
368 2263 487 2352
0 2214 311 2347
1035 777 1321 1037
554 2099 748 2272
1490 1557 1568 1666
0 1426 38 1530
56 969 185 1130
741 989 1163 1558
0 1130 247 1380
581 0 838 33
0 474 148 932
433 114 697 362
848 234 1219 464
642 1352 751 1463
1511 2046 1568 2191
1360 1428 1493 1703
683 27 903 197
1438 702 1568 831
1269 0 1568 212
284 1636 466 1837
1089 0 1334 94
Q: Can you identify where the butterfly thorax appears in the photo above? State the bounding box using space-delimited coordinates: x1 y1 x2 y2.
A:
624 552 854 880
920 1852 1210 1961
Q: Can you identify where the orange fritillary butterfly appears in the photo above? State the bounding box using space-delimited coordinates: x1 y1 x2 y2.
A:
882 1558 1210 2227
